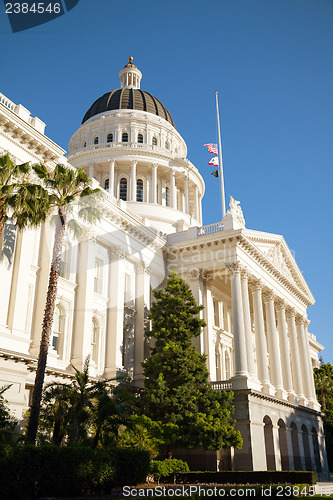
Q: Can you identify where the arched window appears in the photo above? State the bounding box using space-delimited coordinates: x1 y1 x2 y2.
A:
278 419 289 471
263 416 276 470
225 351 231 380
165 141 170 150
302 425 312 471
138 133 143 144
91 318 99 364
165 186 169 207
107 133 113 143
83 140 86 148
136 179 144 202
94 136 99 145
51 305 63 353
122 132 128 142
104 178 109 192
152 137 157 146
119 178 127 201
291 422 302 470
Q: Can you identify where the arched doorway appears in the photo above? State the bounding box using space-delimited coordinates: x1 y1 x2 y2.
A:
278 419 289 470
301 425 312 470
291 422 302 470
312 427 322 472
264 416 276 470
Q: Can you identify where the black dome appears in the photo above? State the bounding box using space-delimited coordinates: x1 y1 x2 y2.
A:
82 88 175 127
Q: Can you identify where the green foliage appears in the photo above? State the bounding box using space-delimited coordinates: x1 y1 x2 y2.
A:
314 362 333 470
175 471 317 485
38 359 134 448
150 458 189 482
0 385 18 444
0 153 30 228
142 273 242 455
0 445 149 499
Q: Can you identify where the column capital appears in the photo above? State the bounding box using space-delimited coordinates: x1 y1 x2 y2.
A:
110 247 127 260
295 314 307 326
202 270 213 286
108 159 115 165
152 162 158 168
275 297 287 311
131 159 137 167
262 289 276 303
285 307 296 320
240 267 251 280
226 261 242 277
187 268 201 282
135 261 150 274
249 278 264 292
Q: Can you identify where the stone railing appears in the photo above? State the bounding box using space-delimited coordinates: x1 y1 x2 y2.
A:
0 93 16 111
211 380 232 391
73 141 185 159
198 221 223 236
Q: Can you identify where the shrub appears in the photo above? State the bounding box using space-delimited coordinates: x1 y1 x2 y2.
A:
0 445 150 499
150 458 190 484
175 470 317 485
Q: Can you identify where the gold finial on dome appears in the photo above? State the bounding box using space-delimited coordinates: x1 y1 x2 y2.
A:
129 56 133 63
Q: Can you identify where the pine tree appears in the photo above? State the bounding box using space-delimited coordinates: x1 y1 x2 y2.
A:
142 273 242 458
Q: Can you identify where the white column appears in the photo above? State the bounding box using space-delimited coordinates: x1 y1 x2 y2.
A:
130 160 137 201
71 236 96 370
104 249 126 377
303 319 319 409
185 175 190 215
227 263 248 379
194 185 199 221
263 290 285 399
29 223 52 355
89 163 94 179
251 280 273 395
276 300 295 403
203 280 216 378
151 163 158 204
170 169 176 208
134 264 150 386
287 309 305 405
241 269 256 378
296 315 313 405
109 160 115 197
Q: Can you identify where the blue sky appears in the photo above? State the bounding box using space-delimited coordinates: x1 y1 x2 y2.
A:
1 0 333 361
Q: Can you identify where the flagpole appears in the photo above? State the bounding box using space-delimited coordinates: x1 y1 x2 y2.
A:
215 92 226 218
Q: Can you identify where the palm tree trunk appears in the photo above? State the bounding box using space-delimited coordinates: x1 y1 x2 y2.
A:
0 211 5 239
26 209 66 444
321 387 326 409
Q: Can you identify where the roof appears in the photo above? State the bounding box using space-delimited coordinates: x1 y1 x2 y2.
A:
82 88 175 127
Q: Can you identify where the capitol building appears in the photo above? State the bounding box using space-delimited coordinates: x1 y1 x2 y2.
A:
0 58 329 475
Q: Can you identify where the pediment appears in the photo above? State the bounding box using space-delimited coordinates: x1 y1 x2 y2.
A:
244 230 313 300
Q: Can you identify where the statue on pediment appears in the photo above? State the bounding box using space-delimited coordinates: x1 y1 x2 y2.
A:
226 196 245 227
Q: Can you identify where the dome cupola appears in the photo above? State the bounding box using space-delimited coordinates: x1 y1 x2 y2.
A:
118 56 142 89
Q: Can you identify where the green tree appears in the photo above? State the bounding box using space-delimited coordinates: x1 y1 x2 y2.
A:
142 273 242 458
0 385 18 444
25 164 102 444
314 362 333 470
0 153 30 237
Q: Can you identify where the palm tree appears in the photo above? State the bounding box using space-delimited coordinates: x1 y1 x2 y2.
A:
26 163 102 444
314 363 333 410
0 153 30 237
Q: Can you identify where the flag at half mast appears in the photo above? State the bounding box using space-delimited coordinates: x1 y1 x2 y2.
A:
209 157 219 166
203 143 218 155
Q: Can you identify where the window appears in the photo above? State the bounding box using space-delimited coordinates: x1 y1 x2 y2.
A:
94 136 99 145
122 132 128 142
119 178 127 201
165 186 169 207
91 318 99 364
83 140 86 148
165 141 170 150
59 243 69 279
94 259 102 294
213 299 219 327
152 137 157 146
138 133 143 143
136 179 143 202
104 178 109 192
51 305 62 353
107 133 113 143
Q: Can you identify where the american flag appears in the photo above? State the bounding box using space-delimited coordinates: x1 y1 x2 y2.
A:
204 143 218 155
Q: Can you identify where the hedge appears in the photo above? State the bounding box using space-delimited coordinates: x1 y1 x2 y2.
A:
0 445 150 499
175 470 317 485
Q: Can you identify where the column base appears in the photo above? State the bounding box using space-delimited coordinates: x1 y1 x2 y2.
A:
261 381 276 397
133 374 145 388
296 394 307 406
287 391 298 404
231 374 261 391
103 366 126 380
308 399 321 411
275 386 288 401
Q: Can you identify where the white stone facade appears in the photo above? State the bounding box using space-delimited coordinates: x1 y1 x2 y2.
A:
0 60 328 475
